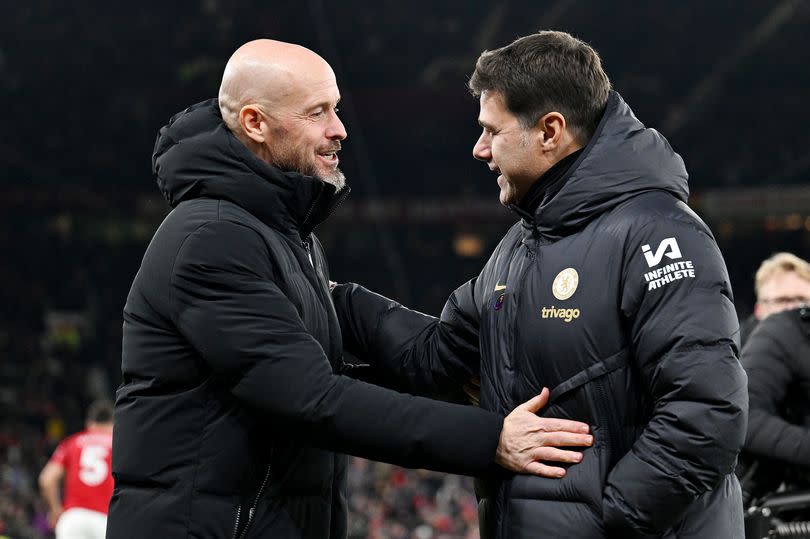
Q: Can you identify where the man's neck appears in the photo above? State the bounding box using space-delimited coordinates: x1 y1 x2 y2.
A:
518 147 585 215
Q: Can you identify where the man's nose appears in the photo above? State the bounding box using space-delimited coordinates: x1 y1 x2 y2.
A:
473 133 491 161
327 114 347 141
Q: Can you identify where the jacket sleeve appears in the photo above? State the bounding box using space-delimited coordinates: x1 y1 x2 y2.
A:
332 279 481 398
742 313 810 465
602 216 748 537
170 221 502 475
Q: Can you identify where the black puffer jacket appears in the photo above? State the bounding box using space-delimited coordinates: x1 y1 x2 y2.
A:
743 307 810 469
334 92 748 538
107 99 506 539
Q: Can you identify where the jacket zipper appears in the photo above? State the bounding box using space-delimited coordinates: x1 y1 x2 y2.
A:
592 380 612 452
300 185 349 238
231 505 242 539
302 237 312 259
232 460 272 539
300 201 317 236
320 186 350 224
499 234 538 539
593 377 624 470
509 234 537 371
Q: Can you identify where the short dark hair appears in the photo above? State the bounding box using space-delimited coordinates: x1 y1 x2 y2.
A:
469 30 611 144
86 399 114 424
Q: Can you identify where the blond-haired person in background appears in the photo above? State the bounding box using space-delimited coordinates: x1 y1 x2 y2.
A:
740 252 810 345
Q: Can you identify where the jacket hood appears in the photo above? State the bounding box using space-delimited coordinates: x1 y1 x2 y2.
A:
529 91 689 237
152 98 348 237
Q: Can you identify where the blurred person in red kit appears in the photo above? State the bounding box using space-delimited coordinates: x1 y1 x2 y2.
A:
39 400 114 539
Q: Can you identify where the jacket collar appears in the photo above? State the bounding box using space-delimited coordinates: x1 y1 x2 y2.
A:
511 91 689 239
509 148 583 223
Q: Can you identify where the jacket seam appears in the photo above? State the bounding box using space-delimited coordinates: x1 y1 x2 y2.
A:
164 203 275 536
183 381 210 538
181 203 218 537
168 219 211 328
168 212 273 326
508 497 594 505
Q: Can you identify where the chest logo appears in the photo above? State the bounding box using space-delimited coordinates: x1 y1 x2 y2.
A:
552 268 579 300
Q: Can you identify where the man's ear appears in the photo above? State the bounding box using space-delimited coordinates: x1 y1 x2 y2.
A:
536 111 566 150
239 104 267 144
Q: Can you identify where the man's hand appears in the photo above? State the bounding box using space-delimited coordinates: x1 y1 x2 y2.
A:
495 387 593 478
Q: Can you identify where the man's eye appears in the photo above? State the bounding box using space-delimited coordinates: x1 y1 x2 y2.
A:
333 107 340 114
311 110 325 118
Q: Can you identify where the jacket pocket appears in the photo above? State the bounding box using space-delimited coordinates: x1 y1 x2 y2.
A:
507 426 610 515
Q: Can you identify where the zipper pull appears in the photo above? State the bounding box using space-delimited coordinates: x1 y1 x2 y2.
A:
302 238 314 267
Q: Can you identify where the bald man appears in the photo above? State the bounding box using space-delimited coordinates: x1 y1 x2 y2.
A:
107 40 593 539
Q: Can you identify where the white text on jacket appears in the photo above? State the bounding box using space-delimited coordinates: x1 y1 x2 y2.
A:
643 261 695 291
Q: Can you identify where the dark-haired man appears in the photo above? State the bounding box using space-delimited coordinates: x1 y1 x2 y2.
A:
334 30 747 538
39 400 114 539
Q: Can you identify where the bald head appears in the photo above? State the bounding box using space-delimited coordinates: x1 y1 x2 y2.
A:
216 39 348 189
219 39 333 135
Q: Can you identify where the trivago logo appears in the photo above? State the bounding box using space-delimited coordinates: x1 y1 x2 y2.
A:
541 306 580 322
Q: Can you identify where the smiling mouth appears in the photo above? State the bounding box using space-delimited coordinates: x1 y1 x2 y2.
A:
318 151 339 165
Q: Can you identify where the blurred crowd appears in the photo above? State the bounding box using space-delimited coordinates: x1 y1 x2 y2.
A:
347 460 480 539
3 1 810 193
0 339 97 538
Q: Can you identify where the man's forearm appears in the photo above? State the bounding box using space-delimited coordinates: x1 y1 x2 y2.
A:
333 282 478 396
39 477 62 514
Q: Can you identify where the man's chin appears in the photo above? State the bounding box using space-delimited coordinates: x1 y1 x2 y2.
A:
499 188 516 207
318 168 346 191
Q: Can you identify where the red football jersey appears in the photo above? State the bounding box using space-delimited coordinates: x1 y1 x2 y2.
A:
49 429 114 514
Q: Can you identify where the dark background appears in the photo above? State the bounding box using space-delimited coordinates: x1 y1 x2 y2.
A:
1 1 809 537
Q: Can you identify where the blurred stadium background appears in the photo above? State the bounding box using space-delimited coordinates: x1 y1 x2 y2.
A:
1 1 809 537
